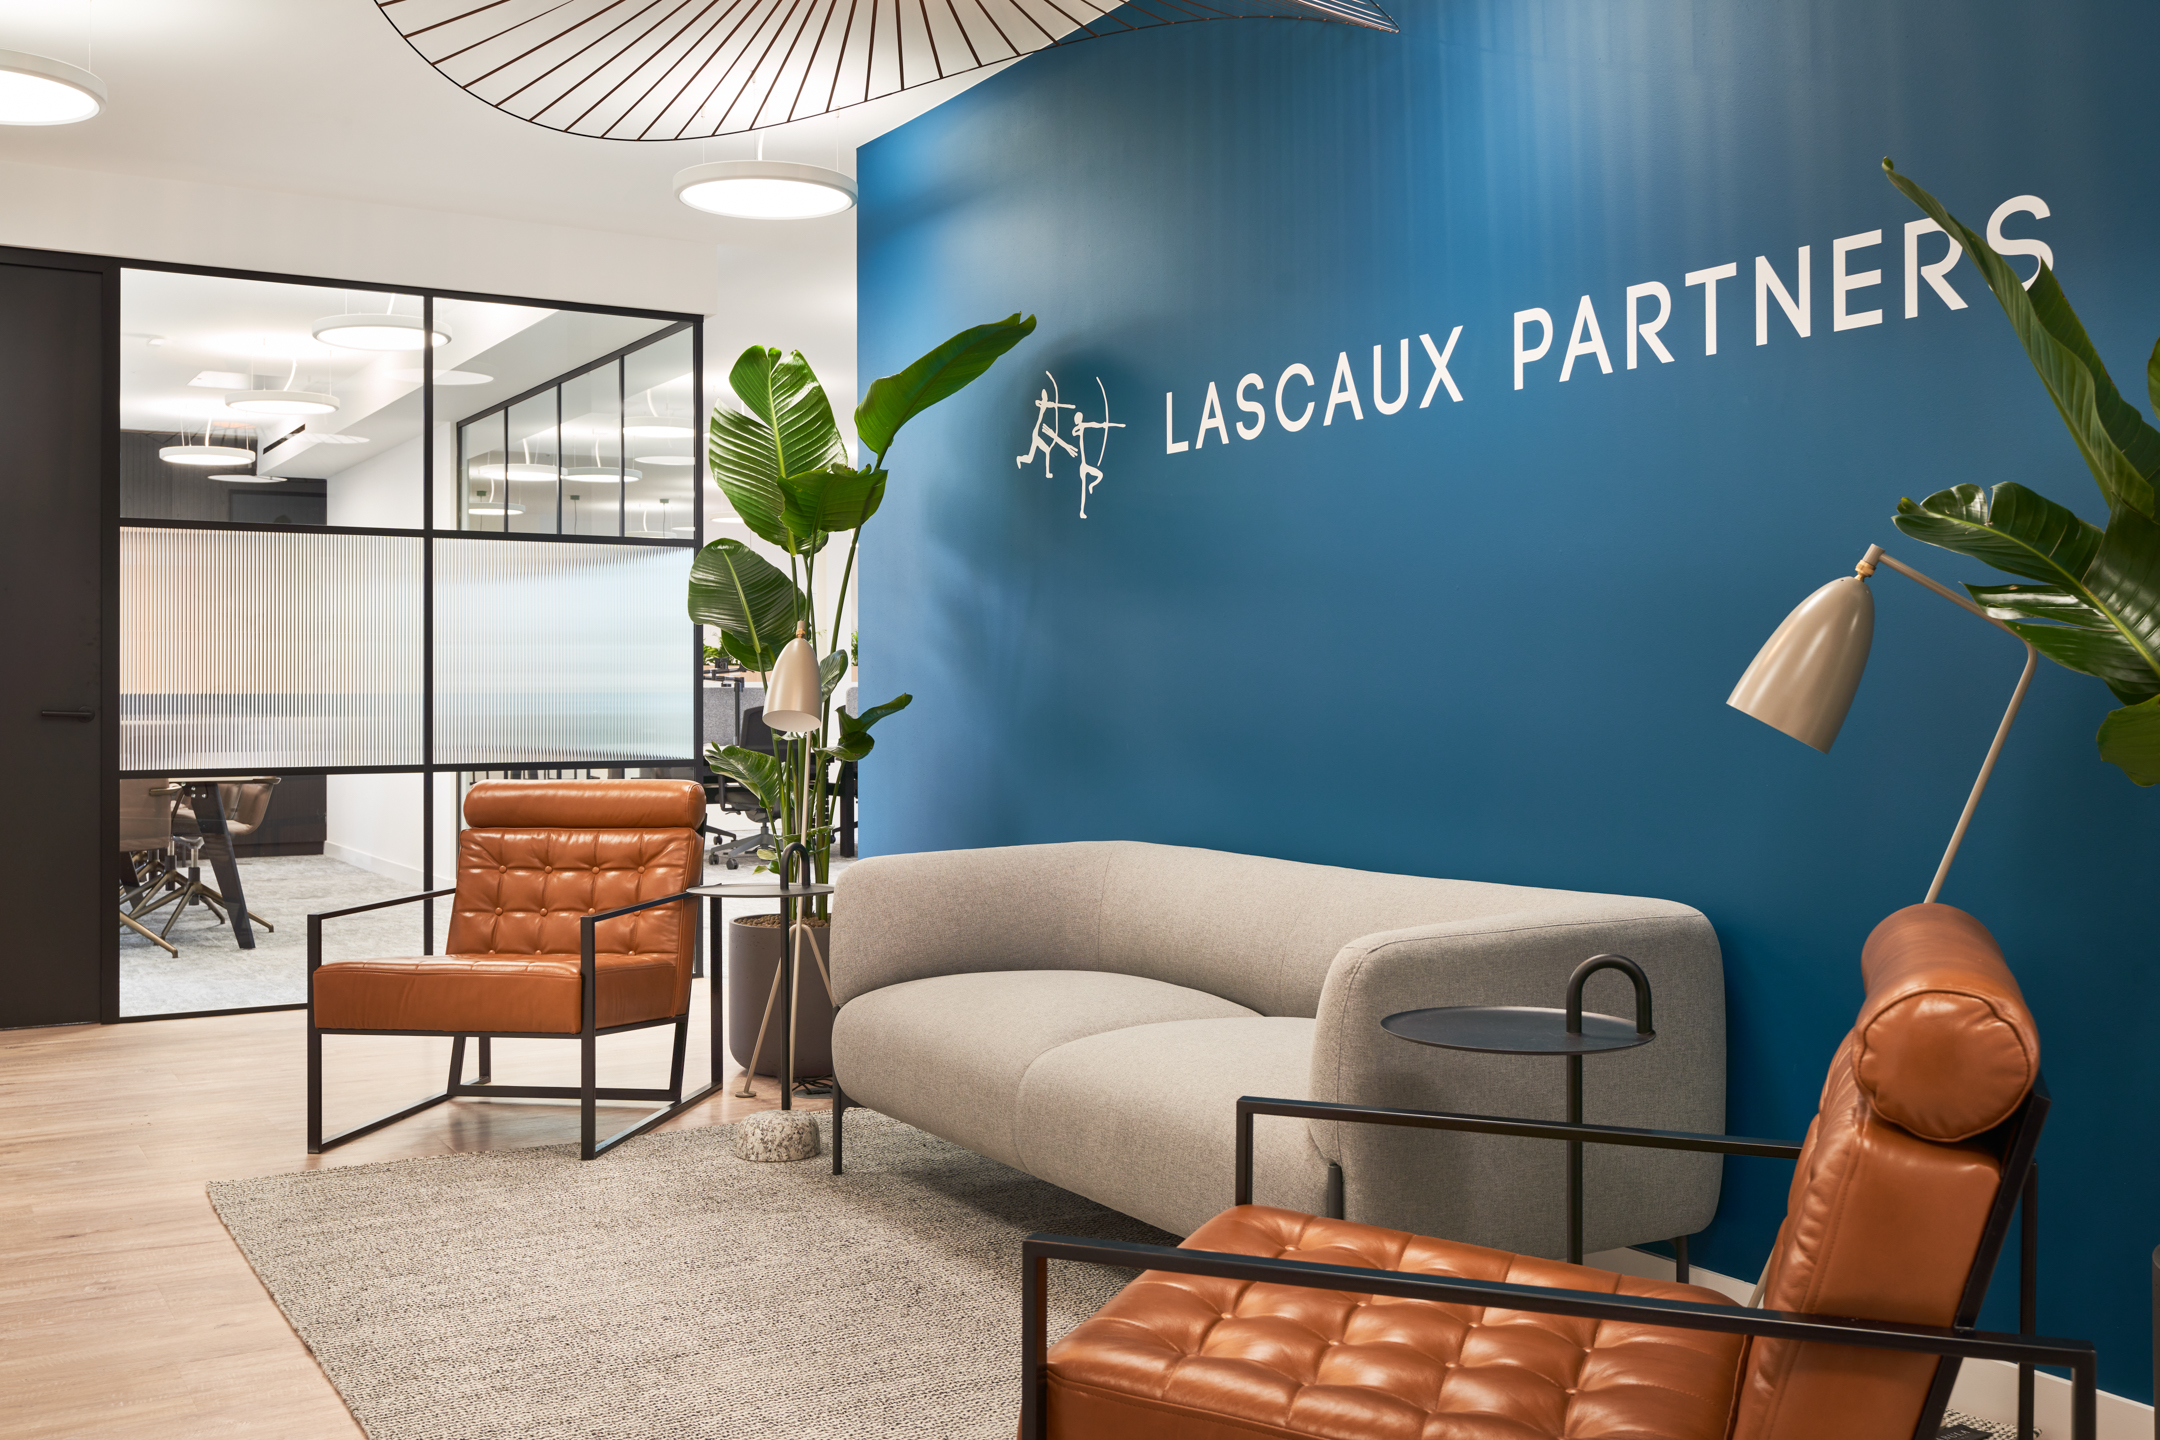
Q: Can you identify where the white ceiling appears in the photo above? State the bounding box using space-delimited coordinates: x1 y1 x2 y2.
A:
0 0 1012 419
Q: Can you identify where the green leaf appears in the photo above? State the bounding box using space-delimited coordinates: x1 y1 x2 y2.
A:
827 692 912 763
1892 483 2102 587
1883 161 2158 515
819 649 849 700
710 347 847 554
687 537 803 665
705 743 786 814
855 315 1037 459
715 629 774 675
2098 695 2160 785
2081 499 2160 696
777 463 888 540
2149 335 2160 421
1965 583 2111 629
2003 622 2160 705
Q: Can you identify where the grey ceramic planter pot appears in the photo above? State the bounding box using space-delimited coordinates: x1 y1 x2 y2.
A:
725 915 835 1079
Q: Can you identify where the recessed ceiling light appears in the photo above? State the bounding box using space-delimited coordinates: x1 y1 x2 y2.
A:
0 50 105 126
566 466 643 482
622 424 692 439
312 312 451 352
672 160 856 220
634 454 694 465
389 368 492 386
159 444 257 467
225 389 340 416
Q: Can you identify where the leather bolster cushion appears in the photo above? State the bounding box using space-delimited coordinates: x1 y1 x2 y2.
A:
1855 904 2039 1142
312 953 681 1033
462 778 705 830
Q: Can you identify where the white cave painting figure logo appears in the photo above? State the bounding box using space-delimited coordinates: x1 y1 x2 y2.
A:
1016 372 1125 518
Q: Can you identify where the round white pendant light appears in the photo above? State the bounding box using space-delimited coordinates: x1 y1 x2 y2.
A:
469 503 525 515
635 454 694 466
567 465 643 482
312 312 451 352
622 423 693 439
210 473 282 483
0 50 105 126
160 444 257 467
672 160 855 220
225 389 340 416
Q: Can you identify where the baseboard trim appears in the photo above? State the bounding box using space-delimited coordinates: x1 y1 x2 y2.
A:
322 841 423 889
1590 1248 2150 1438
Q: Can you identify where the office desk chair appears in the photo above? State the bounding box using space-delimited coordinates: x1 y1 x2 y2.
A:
118 779 184 955
130 776 280 940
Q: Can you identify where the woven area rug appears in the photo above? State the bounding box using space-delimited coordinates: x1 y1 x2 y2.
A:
209 1112 1174 1440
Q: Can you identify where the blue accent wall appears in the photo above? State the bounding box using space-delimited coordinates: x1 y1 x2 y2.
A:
857 0 2160 1395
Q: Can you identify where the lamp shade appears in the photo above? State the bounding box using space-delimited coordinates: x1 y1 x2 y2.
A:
1728 575 1875 753
764 632 823 735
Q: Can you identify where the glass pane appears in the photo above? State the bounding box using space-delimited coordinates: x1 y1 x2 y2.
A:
460 410 510 532
622 329 697 540
434 538 693 765
505 390 561 534
561 359 624 537
121 269 427 529
120 526 423 770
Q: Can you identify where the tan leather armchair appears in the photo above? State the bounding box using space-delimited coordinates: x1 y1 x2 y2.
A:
1023 904 2095 1440
308 779 717 1161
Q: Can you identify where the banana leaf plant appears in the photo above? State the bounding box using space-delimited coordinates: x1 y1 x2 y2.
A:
688 314 1037 896
1883 161 2160 784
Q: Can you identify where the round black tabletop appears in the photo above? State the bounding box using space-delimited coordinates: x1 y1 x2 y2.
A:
688 882 837 898
1381 1005 1654 1056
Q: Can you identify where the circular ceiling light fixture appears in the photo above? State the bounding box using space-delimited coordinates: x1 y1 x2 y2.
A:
622 423 692 439
468 503 525 516
159 443 257 467
225 389 340 416
567 465 643 482
673 161 856 220
634 454 694 466
210 473 283 484
0 50 105 126
312 312 451 352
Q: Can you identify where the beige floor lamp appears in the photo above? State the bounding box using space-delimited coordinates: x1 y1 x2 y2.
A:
1729 544 2039 903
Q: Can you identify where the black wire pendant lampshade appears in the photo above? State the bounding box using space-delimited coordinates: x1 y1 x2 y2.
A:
375 0 1398 140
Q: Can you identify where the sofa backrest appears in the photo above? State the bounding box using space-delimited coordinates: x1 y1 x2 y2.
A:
1732 903 2039 1440
831 840 1695 1016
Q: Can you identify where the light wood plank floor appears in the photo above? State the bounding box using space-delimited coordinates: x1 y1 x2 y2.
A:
0 983 816 1439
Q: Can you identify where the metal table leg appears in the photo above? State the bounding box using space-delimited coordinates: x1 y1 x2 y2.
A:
183 781 255 949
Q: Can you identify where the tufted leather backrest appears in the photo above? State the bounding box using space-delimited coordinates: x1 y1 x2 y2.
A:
445 781 703 1009
1732 903 2039 1440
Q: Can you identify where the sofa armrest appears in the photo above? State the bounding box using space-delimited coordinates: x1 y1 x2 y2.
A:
1309 899 1726 1255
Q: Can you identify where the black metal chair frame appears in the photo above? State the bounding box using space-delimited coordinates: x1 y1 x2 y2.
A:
307 887 721 1161
1021 1081 2093 1440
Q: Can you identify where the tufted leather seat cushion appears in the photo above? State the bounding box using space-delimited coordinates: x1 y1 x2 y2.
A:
1045 1204 1744 1440
312 780 701 1035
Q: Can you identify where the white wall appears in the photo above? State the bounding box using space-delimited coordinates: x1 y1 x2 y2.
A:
324 773 425 889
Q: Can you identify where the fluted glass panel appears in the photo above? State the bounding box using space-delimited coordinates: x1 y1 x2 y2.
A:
121 527 424 770
435 539 692 764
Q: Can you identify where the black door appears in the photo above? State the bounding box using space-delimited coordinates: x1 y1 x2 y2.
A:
0 258 112 1027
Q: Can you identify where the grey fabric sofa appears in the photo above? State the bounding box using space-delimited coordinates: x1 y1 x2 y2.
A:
828 841 1724 1255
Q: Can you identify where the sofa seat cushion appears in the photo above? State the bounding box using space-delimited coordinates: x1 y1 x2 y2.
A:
312 953 681 1034
1047 1204 1744 1440
831 971 1256 1170
1017 1018 1330 1236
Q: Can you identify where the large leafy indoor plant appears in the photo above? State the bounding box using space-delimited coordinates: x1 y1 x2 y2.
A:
687 315 1034 1086
1883 161 2160 784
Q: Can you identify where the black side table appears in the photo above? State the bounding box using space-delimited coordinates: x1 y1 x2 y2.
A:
1382 954 1658 1267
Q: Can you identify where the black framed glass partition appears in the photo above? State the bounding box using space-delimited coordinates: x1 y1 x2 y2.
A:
114 267 702 1020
